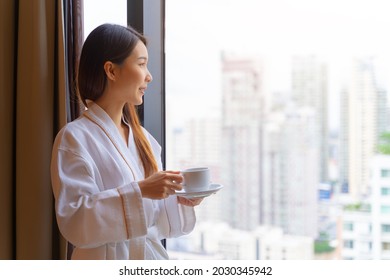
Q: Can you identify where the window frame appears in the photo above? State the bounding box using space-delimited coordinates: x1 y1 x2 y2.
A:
127 0 166 247
127 0 166 166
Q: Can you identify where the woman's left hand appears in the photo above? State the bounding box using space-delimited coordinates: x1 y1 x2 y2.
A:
177 196 203 207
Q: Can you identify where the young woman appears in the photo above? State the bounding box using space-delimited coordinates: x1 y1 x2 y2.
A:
51 23 202 260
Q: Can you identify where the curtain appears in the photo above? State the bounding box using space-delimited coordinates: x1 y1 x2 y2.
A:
0 0 83 260
64 0 83 122
0 0 16 260
62 0 84 259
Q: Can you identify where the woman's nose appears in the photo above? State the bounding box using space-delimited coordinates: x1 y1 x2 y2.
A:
146 69 153 83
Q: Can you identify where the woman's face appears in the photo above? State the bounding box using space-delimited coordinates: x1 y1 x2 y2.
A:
114 41 152 105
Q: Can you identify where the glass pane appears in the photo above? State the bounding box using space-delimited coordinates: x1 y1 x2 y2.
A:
83 0 127 39
343 223 353 231
381 170 390 178
382 242 390 251
343 240 354 249
381 224 390 233
165 0 390 260
381 206 390 214
381 187 390 196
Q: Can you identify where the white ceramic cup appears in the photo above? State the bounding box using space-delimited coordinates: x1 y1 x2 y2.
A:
181 167 211 192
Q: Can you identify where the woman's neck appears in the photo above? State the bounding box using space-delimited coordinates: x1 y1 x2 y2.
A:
94 97 125 128
95 98 129 146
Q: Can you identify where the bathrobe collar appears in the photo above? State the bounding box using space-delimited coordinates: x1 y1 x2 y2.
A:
83 101 145 181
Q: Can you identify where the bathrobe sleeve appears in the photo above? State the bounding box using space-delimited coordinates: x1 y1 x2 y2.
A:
51 129 147 249
155 197 196 239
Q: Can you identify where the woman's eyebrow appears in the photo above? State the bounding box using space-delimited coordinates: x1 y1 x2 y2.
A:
137 56 148 60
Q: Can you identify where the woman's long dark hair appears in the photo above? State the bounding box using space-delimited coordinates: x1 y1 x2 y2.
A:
77 23 158 177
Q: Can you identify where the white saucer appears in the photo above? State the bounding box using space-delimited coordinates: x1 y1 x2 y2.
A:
175 183 223 199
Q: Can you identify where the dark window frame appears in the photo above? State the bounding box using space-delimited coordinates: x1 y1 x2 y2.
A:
127 0 166 247
127 0 166 166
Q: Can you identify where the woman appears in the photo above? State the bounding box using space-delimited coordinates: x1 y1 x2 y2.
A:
51 23 202 260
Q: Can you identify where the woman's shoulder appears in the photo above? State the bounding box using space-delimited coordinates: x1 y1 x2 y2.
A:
57 115 90 134
53 116 94 149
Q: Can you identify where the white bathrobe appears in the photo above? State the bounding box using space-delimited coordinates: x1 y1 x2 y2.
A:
51 102 196 259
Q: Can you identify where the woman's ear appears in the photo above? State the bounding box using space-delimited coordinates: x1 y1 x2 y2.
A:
103 61 116 81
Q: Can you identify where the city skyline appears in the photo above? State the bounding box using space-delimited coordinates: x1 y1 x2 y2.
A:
166 52 390 259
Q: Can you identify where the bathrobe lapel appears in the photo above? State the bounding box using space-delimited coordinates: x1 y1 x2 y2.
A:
83 102 147 259
83 103 146 179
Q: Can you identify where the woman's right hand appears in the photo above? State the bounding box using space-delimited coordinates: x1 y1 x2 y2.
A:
138 171 183 199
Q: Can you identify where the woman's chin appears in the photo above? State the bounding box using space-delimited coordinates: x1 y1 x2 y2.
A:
135 99 144 106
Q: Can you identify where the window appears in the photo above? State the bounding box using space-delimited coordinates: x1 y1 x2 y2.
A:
382 242 390 251
381 206 390 214
343 222 354 231
165 0 390 260
83 0 127 39
344 240 354 249
381 170 390 178
381 187 390 196
381 224 390 233
82 0 390 261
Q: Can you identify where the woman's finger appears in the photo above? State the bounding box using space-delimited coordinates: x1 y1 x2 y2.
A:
177 196 204 206
162 174 183 191
163 170 181 174
165 173 184 184
165 187 176 195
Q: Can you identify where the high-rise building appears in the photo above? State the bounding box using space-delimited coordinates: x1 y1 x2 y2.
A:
262 109 319 238
221 54 264 230
340 57 388 197
167 117 223 222
339 87 349 193
341 154 390 260
291 55 329 183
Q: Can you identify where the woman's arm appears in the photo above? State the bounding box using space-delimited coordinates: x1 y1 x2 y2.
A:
51 148 147 248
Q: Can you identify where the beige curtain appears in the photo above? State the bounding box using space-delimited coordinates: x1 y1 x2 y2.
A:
0 0 15 260
0 0 83 260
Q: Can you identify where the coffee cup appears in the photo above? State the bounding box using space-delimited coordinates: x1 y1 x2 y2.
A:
181 167 211 193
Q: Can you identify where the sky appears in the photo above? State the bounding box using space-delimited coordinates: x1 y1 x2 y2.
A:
83 0 127 37
166 0 390 55
165 0 390 129
83 0 390 130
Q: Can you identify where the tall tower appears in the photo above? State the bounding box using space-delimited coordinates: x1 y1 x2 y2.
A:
341 57 388 197
221 54 264 230
262 109 319 238
291 55 329 183
180 118 223 223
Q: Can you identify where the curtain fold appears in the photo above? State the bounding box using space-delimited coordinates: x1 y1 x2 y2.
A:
64 0 84 121
0 0 83 260
62 0 84 259
16 0 58 260
0 0 16 260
